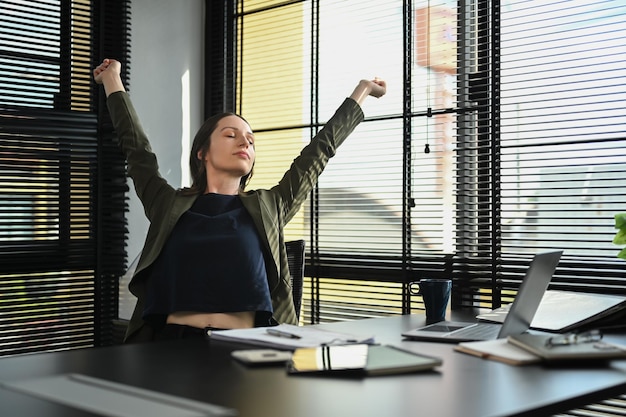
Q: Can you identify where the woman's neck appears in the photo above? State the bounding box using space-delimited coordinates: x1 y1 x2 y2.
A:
205 177 240 195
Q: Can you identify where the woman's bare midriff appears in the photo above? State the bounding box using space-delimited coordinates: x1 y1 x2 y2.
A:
166 311 255 329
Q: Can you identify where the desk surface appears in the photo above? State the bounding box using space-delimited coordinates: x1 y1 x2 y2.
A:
2 314 626 417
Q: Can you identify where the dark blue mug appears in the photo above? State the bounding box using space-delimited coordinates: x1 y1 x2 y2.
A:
410 279 452 324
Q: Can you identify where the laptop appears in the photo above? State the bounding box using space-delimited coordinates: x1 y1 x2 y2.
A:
402 250 563 343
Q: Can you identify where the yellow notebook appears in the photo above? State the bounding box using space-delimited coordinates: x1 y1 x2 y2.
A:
455 338 541 366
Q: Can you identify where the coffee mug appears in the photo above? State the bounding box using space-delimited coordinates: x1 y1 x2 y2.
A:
410 279 452 324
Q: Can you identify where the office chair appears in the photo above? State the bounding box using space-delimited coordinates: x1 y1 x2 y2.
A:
111 240 307 344
285 239 306 320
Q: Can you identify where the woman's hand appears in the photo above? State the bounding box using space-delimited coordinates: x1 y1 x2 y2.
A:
93 58 120 83
366 77 387 98
350 77 387 104
93 58 125 96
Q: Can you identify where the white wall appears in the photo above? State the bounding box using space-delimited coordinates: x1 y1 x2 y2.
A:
119 0 204 319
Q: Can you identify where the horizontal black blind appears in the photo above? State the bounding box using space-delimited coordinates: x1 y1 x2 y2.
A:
0 0 129 356
234 0 454 323
454 0 626 308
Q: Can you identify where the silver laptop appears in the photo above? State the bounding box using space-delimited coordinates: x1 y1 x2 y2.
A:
402 251 563 343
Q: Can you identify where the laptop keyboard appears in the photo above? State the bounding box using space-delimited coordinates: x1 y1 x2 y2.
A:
451 323 500 339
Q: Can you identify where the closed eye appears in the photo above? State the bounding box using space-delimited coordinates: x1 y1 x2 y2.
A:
220 126 254 144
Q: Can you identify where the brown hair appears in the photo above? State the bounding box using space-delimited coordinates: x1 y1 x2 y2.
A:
182 112 254 195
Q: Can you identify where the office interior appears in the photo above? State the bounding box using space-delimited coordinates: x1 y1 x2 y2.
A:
2 0 625 364
2 1 626 416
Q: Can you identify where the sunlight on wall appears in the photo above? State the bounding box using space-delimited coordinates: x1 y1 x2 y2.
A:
181 69 191 188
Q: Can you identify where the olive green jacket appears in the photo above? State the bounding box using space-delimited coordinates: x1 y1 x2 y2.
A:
106 91 364 342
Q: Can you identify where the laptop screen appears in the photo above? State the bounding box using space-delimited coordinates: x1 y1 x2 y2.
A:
497 250 563 337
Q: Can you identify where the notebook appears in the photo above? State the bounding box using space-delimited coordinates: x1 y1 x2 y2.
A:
402 251 562 343
287 344 443 376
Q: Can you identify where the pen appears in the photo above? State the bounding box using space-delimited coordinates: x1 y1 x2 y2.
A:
266 328 302 339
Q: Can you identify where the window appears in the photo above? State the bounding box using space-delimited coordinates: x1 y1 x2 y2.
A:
0 0 129 356
456 0 626 307
230 0 626 324
499 1 626 260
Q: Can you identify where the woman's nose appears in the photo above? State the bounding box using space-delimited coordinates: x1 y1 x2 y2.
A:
238 136 250 147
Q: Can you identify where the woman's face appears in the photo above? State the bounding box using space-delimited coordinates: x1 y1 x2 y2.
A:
201 115 255 178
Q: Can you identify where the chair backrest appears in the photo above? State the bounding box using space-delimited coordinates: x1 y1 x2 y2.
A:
285 239 306 320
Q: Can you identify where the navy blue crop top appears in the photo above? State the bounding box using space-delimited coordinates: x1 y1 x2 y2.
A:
143 193 273 325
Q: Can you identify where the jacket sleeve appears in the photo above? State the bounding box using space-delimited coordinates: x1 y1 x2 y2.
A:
106 91 177 221
271 97 365 225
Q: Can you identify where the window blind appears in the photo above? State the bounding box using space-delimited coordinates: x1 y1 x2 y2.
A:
454 0 626 308
228 0 626 324
234 0 446 323
0 0 129 356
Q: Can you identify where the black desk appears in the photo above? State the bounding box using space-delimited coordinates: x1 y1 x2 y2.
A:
2 314 626 417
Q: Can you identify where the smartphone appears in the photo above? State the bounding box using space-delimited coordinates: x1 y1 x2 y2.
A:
230 349 293 366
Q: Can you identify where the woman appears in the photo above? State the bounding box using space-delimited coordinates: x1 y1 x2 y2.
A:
93 59 386 342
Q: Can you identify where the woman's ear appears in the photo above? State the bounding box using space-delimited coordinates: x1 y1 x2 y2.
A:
196 149 204 161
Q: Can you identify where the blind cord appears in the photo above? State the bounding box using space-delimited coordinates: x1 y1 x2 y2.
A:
425 0 431 154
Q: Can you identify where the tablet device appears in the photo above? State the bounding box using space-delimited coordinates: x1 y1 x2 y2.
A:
287 344 442 376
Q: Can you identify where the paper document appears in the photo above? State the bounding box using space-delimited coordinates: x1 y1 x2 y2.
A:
209 324 375 350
